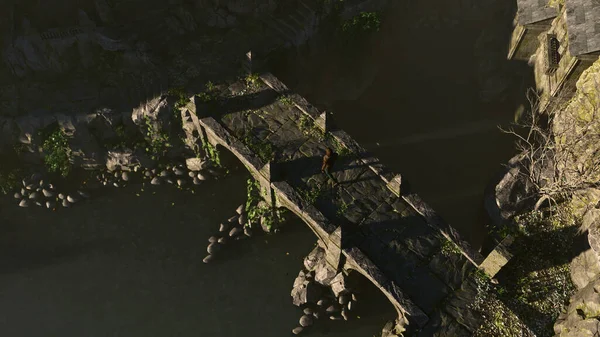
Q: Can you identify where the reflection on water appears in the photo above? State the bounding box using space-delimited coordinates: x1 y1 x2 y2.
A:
0 169 395 337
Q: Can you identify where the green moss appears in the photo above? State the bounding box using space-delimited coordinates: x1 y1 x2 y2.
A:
440 239 462 257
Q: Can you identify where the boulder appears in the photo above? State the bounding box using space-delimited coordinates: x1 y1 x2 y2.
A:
293 270 307 288
291 281 322 307
185 157 206 171
304 246 326 271
106 149 139 171
554 277 600 336
571 245 600 290
314 260 337 286
330 273 348 297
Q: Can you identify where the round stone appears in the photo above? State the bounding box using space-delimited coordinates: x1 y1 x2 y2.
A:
42 189 54 198
219 223 229 232
35 201 43 207
339 294 349 305
208 236 218 243
26 184 35 190
177 179 185 187
243 226 253 237
347 301 353 311
202 255 214 263
292 327 303 335
229 227 243 237
39 179 45 187
317 299 327 307
313 311 322 319
188 171 196 178
62 199 70 208
67 195 78 203
166 178 174 184
29 191 39 200
174 167 185 176
192 177 201 185
151 177 161 185
197 173 207 180
14 192 21 199
58 193 65 200
303 308 313 315
20 188 26 195
113 182 120 188
160 170 169 177
122 171 130 181
217 237 227 244
299 315 313 327
144 170 152 177
326 305 338 314
227 215 238 223
329 315 342 321
207 242 220 254
238 213 247 225
18 199 29 207
46 200 55 209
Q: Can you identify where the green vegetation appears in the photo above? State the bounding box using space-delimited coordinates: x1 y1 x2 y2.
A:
245 178 285 231
42 127 72 177
298 114 326 141
472 205 578 336
0 167 20 195
299 183 324 205
278 94 295 106
201 138 221 167
336 199 351 217
242 130 274 163
327 134 353 156
142 116 172 162
245 73 260 89
196 81 218 103
440 239 462 257
341 12 381 35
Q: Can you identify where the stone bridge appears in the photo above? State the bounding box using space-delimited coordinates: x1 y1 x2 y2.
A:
182 72 497 335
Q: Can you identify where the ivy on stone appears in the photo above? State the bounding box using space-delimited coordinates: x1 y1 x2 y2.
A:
42 127 72 177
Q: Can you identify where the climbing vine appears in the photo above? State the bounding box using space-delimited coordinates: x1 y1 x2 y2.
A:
245 178 285 231
242 130 274 163
201 138 221 167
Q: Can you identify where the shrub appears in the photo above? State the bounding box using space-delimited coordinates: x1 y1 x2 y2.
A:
42 128 72 177
341 12 381 35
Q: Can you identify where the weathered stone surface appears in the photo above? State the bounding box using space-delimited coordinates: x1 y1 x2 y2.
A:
554 276 600 336
106 149 140 171
571 247 600 290
304 246 326 272
314 260 337 286
291 277 322 307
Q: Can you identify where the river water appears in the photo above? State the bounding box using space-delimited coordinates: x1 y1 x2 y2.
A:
0 0 531 336
270 0 534 249
0 163 395 337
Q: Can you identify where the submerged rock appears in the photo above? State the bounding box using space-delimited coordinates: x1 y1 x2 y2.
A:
151 177 161 185
62 199 70 208
303 308 313 315
217 237 227 244
292 327 304 335
208 236 218 243
13 192 21 199
192 177 202 185
46 200 55 209
66 195 78 203
219 223 229 232
18 199 29 207
207 242 220 254
202 255 214 263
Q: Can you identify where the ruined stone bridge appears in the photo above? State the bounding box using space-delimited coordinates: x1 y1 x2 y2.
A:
183 72 498 335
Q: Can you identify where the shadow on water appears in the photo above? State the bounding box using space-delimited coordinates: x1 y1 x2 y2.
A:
269 0 536 250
